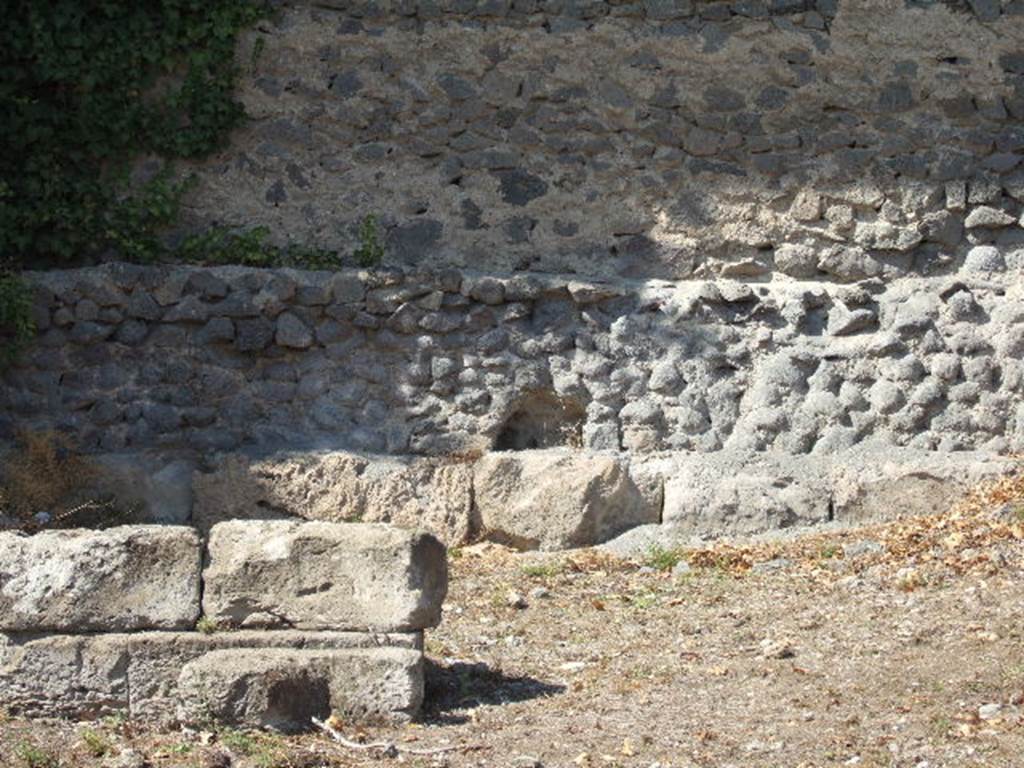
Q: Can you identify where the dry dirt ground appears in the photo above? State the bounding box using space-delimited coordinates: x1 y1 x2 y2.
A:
2 474 1024 768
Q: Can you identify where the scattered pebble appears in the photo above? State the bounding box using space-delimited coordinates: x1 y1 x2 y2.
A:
844 539 885 558
671 560 692 577
978 703 1003 720
752 557 792 574
528 586 550 599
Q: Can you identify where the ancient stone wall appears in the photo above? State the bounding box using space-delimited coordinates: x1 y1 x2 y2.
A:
173 0 1024 280
6 263 1022 458
3 0 1023 549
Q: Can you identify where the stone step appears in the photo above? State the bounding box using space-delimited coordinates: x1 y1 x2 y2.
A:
177 647 423 730
0 525 201 632
0 630 421 724
202 520 448 632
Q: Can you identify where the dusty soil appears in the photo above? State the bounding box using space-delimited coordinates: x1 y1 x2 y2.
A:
2 476 1023 768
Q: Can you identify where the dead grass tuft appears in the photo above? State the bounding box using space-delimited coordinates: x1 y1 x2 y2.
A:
0 430 126 530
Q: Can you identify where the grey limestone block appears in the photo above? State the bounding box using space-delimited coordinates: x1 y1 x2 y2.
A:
202 521 448 632
0 525 201 632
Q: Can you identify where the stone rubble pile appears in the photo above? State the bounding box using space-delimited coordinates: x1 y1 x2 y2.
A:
0 522 447 731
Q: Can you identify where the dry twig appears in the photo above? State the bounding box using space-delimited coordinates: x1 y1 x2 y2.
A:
312 717 476 757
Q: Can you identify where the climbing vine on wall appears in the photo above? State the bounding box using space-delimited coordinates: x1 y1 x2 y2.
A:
0 0 267 359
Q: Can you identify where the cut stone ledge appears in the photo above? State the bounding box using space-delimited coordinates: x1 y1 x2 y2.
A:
0 630 422 724
0 525 201 632
202 520 448 632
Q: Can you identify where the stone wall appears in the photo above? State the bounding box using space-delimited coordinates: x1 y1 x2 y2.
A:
0 522 446 728
3 0 1024 549
6 263 1022 458
170 0 1024 280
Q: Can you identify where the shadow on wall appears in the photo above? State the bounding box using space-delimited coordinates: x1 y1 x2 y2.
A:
177 0 1024 281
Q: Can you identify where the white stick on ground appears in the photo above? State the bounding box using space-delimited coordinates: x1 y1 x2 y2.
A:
311 716 475 757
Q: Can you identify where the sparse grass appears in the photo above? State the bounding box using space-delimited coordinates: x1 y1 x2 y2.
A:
196 616 219 635
641 545 685 572
630 589 659 610
219 728 288 768
520 561 564 578
819 544 840 559
14 742 59 768
80 728 111 758
0 430 130 530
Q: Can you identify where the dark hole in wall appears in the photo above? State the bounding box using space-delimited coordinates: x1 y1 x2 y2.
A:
494 391 585 451
261 674 331 732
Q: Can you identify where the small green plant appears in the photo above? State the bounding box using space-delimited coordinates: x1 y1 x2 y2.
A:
80 728 111 758
642 545 685 572
819 544 840 559
520 561 564 578
14 742 59 768
219 729 286 767
0 272 35 364
196 616 219 635
630 589 659 609
353 214 385 267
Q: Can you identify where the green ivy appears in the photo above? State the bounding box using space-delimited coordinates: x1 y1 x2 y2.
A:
0 1 268 362
0 274 35 366
354 214 385 268
0 0 266 268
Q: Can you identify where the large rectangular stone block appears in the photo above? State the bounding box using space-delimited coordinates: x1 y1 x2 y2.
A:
202 521 447 632
126 630 420 722
473 450 660 550
176 647 424 730
0 525 201 632
0 633 129 719
0 630 421 723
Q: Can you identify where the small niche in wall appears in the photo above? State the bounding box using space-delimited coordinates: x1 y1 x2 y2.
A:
494 391 585 451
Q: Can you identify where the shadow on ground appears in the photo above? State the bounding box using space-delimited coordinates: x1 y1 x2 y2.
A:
423 659 566 724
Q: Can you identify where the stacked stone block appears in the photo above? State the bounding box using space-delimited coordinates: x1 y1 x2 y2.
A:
0 522 447 730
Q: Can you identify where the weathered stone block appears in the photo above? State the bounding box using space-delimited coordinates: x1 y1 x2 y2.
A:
176 647 423 730
0 526 201 632
658 452 831 536
0 630 422 723
831 450 1016 523
0 633 129 718
191 450 474 545
473 449 659 550
203 521 447 631
126 630 419 722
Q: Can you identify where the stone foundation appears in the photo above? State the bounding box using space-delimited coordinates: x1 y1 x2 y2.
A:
0 523 445 728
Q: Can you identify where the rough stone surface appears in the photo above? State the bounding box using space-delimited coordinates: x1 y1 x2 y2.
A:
6 266 1023 461
473 449 659 550
0 526 201 632
163 2 1024 283
176 647 423 730
192 450 474 544
0 630 420 722
628 447 1017 541
202 521 447 631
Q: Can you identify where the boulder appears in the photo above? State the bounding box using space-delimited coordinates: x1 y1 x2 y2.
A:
176 647 423 730
0 525 201 632
191 451 474 545
473 449 659 550
202 521 447 631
